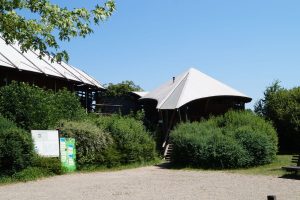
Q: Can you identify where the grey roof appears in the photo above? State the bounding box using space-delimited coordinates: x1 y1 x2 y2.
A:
131 91 149 97
0 37 103 88
141 68 252 109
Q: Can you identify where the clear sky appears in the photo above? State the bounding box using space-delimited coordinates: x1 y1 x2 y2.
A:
57 0 300 109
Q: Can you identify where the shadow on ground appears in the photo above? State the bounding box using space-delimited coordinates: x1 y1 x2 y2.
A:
279 174 300 180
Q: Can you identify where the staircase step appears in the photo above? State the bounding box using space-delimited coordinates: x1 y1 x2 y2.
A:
163 143 173 162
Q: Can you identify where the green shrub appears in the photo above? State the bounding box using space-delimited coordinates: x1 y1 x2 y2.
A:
32 156 64 175
48 89 85 124
171 121 248 168
93 115 156 164
12 167 50 182
0 116 35 175
59 120 115 167
232 127 277 166
0 82 85 130
0 82 51 130
170 111 278 169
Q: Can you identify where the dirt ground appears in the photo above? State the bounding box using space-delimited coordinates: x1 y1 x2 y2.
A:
0 165 299 200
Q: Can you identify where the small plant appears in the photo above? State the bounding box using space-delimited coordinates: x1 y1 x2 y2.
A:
12 167 50 182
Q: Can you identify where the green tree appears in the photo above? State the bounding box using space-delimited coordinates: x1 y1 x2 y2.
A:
0 82 85 130
104 80 143 97
254 80 283 117
0 0 115 62
254 81 300 152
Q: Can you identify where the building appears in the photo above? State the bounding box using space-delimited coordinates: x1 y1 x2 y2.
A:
0 37 104 111
140 68 252 150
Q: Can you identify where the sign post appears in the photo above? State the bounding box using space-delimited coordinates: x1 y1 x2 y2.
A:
60 138 76 172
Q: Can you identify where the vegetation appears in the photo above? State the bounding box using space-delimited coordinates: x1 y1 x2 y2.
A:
58 120 116 168
0 0 115 62
255 81 300 152
228 155 298 177
92 115 157 164
104 80 143 97
0 82 85 130
0 115 65 184
170 111 278 169
168 155 296 177
0 116 35 175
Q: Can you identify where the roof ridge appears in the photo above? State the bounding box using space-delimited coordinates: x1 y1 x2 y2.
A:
158 70 189 109
176 71 191 109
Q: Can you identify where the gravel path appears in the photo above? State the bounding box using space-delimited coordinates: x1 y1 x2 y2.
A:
0 166 299 200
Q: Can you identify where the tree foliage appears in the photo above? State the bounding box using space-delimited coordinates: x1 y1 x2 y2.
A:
254 81 300 152
0 81 85 130
104 80 143 97
0 0 115 62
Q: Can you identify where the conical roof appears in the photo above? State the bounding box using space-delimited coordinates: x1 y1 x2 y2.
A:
141 68 251 109
0 37 103 88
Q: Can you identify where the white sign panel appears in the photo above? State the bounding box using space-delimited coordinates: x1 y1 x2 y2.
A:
31 130 59 157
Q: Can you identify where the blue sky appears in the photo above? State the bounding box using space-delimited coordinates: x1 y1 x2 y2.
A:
57 0 299 109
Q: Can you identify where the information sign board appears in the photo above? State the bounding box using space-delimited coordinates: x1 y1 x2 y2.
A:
31 130 59 157
60 138 76 172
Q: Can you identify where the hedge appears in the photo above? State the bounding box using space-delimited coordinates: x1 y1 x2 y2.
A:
93 115 156 164
170 111 278 169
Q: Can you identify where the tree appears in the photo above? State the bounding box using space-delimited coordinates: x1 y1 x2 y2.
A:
254 80 283 117
254 81 300 152
104 80 143 97
0 0 115 62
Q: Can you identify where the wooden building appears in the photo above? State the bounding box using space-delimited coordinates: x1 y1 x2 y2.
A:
139 68 252 154
0 37 104 112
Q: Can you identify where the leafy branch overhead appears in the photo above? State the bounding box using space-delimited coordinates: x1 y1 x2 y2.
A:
0 0 115 62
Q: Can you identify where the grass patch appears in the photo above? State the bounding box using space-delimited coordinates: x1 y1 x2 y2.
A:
78 158 161 173
0 159 161 186
165 155 299 178
0 167 54 186
226 155 295 176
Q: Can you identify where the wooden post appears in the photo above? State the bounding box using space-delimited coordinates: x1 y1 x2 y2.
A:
204 99 210 115
267 195 276 200
185 106 189 122
178 108 182 122
85 87 88 113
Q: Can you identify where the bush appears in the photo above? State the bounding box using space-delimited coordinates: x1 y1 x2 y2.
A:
232 127 277 166
32 156 64 175
48 89 85 124
58 120 115 168
0 116 35 175
93 115 156 164
0 82 51 130
0 82 85 130
170 111 278 169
